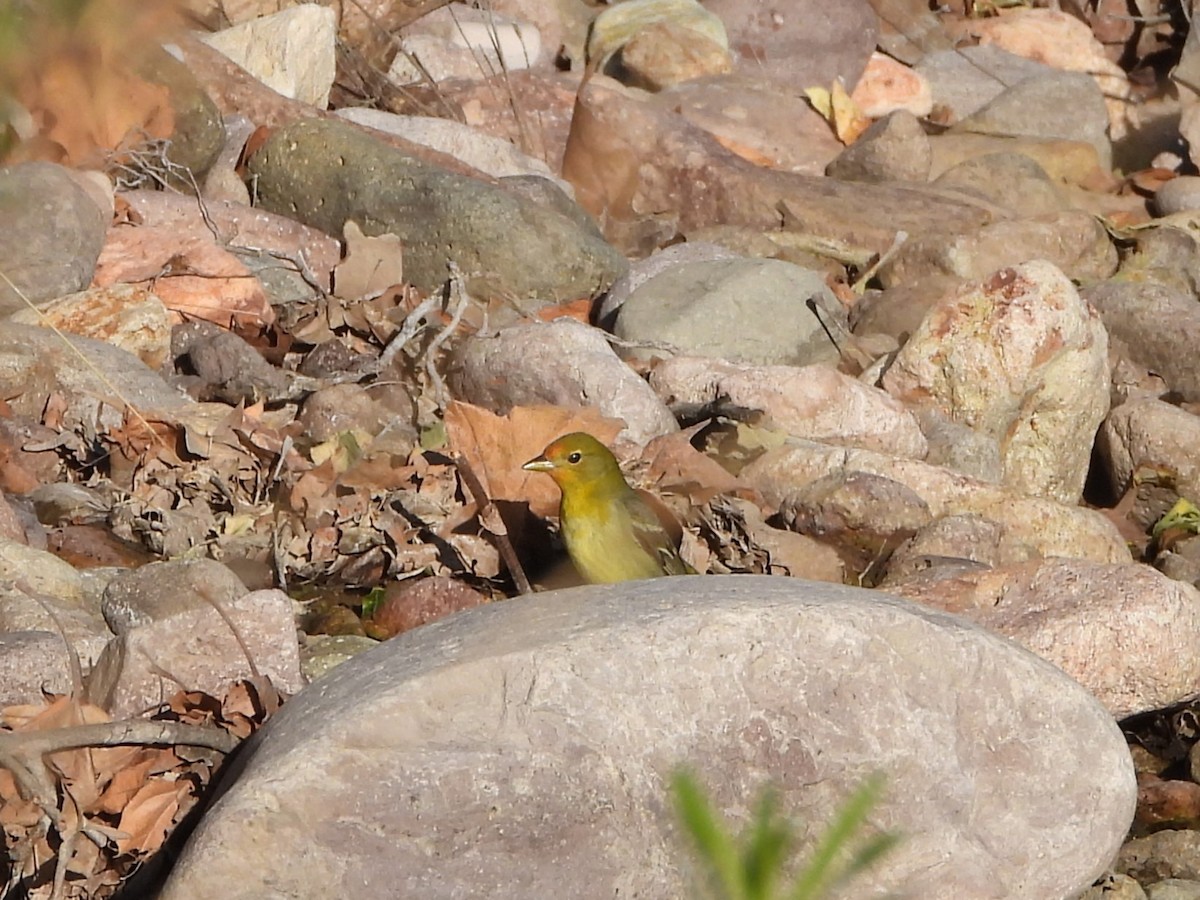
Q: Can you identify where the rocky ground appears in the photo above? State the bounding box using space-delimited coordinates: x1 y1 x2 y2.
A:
5 0 1200 897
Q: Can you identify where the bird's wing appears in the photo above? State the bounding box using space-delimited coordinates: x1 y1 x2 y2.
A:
628 489 697 576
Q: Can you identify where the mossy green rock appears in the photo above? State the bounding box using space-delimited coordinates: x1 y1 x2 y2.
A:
246 118 626 302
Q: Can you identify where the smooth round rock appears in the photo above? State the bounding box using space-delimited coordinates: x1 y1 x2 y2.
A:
159 576 1135 900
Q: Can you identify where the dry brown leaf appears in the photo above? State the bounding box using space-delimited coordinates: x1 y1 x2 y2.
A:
65 822 105 877
640 429 756 505
533 297 593 324
2 0 184 166
289 462 340 524
41 702 113 810
709 132 779 167
92 750 159 816
114 778 181 856
19 51 174 167
336 452 420 491
445 401 625 518
0 767 43 831
9 695 110 732
334 221 405 300
43 390 69 431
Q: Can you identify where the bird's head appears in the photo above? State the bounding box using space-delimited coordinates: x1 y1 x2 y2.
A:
522 432 623 491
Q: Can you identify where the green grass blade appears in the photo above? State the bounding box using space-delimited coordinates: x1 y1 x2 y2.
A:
672 769 749 900
787 773 889 900
741 789 792 900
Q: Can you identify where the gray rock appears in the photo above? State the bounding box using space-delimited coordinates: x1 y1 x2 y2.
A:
911 405 1003 484
0 541 111 667
777 471 933 572
117 188 342 307
1114 225 1200 296
932 152 1066 218
879 209 1118 288
927 132 1112 187
0 162 108 316
171 321 293 405
916 45 1056 123
100 558 249 635
0 490 30 543
849 274 966 344
656 74 846 176
7 284 173 371
1098 397 1200 499
300 633 379 681
883 260 1110 504
334 108 568 192
388 5 543 83
0 323 191 431
1078 873 1148 900
450 318 678 446
1157 542 1200 589
144 45 224 182
952 70 1112 169
704 0 877 90
648 357 927 457
869 0 953 64
0 631 76 706
883 513 1037 582
1108 224 1200 297
27 483 111 527
597 240 738 328
1119 830 1200 883
613 18 733 91
296 382 417 452
743 441 1130 564
159 576 1134 900
826 111 932 184
614 257 847 366
1149 879 1200 900
1083 281 1200 402
245 117 626 303
587 0 729 64
1155 176 1200 216
888 557 1200 719
87 588 303 718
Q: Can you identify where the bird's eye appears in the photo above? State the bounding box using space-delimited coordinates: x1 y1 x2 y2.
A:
567 451 582 464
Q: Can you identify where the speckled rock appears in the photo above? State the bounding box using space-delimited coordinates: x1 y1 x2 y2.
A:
159 576 1134 900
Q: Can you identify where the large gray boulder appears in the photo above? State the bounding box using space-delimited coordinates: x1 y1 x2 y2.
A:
160 576 1134 900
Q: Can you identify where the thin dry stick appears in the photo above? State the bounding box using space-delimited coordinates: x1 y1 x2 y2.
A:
851 229 907 293
344 0 462 120
424 261 472 408
455 454 533 594
376 291 443 370
50 791 82 900
449 1 536 156
0 720 241 759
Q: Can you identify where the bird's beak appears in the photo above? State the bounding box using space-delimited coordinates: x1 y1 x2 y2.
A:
522 455 554 472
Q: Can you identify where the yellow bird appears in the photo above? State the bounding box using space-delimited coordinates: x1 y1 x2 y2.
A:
523 432 696 584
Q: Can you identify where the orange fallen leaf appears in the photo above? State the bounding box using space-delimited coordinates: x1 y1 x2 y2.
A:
115 778 182 857
93 751 159 816
534 297 593 324
710 133 778 167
